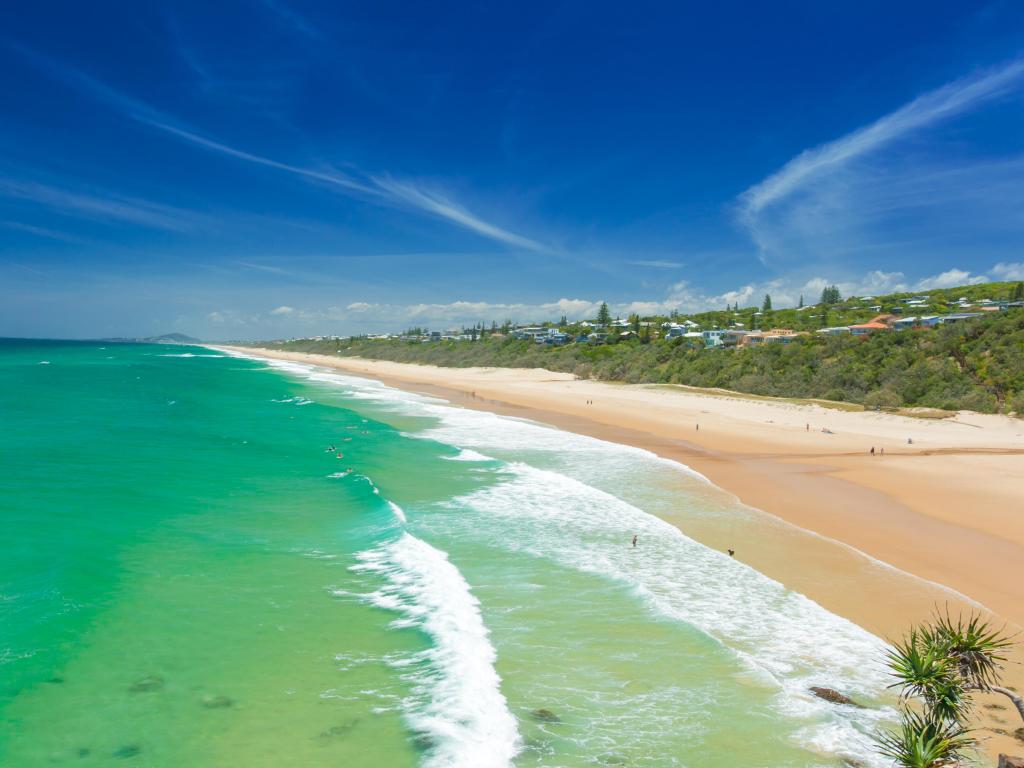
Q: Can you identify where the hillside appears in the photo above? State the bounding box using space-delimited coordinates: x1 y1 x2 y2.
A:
262 282 1024 415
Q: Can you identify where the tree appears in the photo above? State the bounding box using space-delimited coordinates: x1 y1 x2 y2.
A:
763 294 772 311
798 294 804 308
875 611 1022 768
597 302 611 326
560 314 568 327
821 285 842 305
630 313 641 334
1013 282 1024 301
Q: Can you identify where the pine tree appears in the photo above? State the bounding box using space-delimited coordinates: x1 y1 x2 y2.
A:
798 294 804 308
597 302 611 326
762 294 772 311
1013 282 1024 301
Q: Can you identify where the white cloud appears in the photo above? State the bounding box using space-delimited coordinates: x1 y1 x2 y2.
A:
990 262 1024 281
270 305 294 315
913 268 987 290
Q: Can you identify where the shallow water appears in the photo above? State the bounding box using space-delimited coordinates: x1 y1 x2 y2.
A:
0 341 895 766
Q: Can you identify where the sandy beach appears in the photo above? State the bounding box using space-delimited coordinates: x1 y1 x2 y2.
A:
222 346 1024 753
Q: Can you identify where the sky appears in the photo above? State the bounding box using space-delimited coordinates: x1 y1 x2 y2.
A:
2 0 1024 339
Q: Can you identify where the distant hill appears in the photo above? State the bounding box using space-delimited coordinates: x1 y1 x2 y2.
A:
145 333 201 343
100 333 202 344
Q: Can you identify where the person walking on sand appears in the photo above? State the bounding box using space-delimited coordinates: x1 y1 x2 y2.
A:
631 534 638 548
879 447 884 456
870 447 875 456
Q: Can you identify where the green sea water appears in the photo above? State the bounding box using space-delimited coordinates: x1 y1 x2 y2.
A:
0 340 894 767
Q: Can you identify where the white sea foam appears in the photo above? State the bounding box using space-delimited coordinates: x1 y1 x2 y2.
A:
271 395 314 405
159 352 224 358
351 533 519 768
444 463 893 764
386 500 408 523
37 360 50 365
441 448 493 462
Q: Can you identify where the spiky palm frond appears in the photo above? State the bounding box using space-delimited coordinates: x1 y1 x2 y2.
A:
886 628 970 723
875 710 974 768
929 611 1013 691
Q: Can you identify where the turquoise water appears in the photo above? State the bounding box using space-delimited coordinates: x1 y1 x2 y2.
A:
0 340 894 767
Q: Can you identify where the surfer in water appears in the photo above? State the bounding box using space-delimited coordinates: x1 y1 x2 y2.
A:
631 534 638 548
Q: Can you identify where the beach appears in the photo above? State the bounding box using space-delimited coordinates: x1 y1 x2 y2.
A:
225 346 1024 755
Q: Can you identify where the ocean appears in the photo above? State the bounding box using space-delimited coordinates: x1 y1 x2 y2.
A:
0 340 895 767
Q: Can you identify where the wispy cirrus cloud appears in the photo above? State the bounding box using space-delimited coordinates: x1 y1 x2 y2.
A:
625 259 685 269
738 56 1024 262
260 0 322 41
18 47 549 252
0 220 90 243
0 177 198 231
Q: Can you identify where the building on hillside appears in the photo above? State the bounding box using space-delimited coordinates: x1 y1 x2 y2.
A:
849 322 890 336
817 326 851 336
702 329 728 347
940 313 982 324
761 328 807 344
869 314 897 326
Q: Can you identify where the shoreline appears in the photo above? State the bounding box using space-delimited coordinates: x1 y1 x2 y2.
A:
218 346 1024 754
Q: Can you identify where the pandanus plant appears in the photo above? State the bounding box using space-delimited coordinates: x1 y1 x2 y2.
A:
875 611 1021 768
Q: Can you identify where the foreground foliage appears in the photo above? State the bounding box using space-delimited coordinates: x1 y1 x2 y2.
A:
877 612 1021 767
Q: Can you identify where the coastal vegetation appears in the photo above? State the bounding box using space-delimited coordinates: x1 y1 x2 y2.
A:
262 282 1024 415
876 612 1022 768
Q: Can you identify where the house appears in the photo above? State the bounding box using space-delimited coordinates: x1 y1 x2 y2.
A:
721 329 748 347
761 328 806 344
901 295 930 304
869 314 897 326
940 313 982 324
817 326 851 336
849 322 890 336
892 316 919 330
702 329 728 347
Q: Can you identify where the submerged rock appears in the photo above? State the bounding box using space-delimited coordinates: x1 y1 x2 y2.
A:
75 747 90 758
45 677 64 684
128 675 164 693
200 694 233 709
809 686 863 708
530 708 561 723
412 733 435 751
113 744 141 759
998 756 1024 768
319 720 359 739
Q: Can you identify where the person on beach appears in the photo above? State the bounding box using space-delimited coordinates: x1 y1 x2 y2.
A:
632 534 638 548
727 549 735 557
806 423 809 431
870 447 875 456
696 423 699 432
880 447 884 456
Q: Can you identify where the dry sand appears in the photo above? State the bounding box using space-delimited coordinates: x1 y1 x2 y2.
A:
222 347 1024 755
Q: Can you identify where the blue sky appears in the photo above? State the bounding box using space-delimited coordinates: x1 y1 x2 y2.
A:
2 1 1024 339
